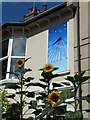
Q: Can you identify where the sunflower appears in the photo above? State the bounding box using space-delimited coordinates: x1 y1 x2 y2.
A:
48 91 60 105
43 64 54 73
16 58 25 68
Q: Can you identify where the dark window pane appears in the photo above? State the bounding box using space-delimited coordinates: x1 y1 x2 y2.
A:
10 58 24 79
0 59 8 80
12 38 26 56
2 39 9 57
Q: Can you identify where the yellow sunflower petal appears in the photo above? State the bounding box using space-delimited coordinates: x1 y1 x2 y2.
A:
43 64 54 73
48 91 60 105
16 58 25 68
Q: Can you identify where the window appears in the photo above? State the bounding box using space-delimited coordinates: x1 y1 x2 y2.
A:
48 22 67 73
7 37 26 79
0 37 26 80
0 39 9 79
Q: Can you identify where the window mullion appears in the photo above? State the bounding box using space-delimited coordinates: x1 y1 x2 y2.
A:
6 38 13 79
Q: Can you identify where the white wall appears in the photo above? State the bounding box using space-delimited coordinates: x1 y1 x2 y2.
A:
25 30 48 82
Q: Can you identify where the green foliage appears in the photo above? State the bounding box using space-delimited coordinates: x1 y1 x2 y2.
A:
83 94 90 103
52 83 63 87
3 103 21 120
2 58 90 120
24 117 34 120
30 100 37 109
5 83 20 90
3 58 37 120
0 89 10 113
65 111 83 120
60 90 74 104
37 70 90 119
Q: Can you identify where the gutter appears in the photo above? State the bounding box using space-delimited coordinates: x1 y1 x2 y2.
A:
1 2 75 29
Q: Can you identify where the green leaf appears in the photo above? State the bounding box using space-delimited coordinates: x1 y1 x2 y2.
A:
25 77 34 82
79 71 85 77
80 76 90 83
36 96 43 100
24 117 34 120
5 83 20 90
25 57 31 62
16 91 28 94
26 92 35 98
25 83 47 89
36 106 55 119
33 109 42 115
25 83 35 87
52 74 62 78
30 100 37 109
20 68 32 74
41 71 53 80
83 94 90 103
60 90 74 104
36 107 50 119
35 83 47 89
61 82 71 86
53 67 59 71
37 93 47 100
6 72 19 79
6 94 15 99
65 111 83 120
39 92 47 98
52 83 63 87
39 79 47 83
38 105 46 108
74 71 90 84
65 76 74 83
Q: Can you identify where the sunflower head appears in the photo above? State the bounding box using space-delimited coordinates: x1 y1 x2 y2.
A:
48 91 60 105
43 64 54 73
16 58 25 68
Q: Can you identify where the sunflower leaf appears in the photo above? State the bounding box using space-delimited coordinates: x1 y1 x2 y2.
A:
5 83 20 90
83 94 90 103
21 68 32 74
41 71 53 80
6 94 15 99
60 89 74 104
65 76 74 84
52 83 63 87
25 57 31 62
61 82 71 86
65 111 83 120
25 77 34 82
16 91 28 95
30 100 37 109
26 92 35 98
33 109 42 115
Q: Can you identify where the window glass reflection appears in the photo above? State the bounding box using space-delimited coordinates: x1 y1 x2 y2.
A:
12 38 26 56
10 58 22 79
2 39 9 57
0 59 8 79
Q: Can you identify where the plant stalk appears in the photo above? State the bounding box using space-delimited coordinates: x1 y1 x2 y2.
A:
20 73 23 120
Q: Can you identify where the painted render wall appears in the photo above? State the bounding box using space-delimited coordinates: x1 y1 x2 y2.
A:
74 2 90 119
25 30 48 84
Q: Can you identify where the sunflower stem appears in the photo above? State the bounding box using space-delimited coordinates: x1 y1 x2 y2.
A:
47 80 50 95
20 72 23 120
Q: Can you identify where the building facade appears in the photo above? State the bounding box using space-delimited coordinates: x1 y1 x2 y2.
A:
0 1 90 119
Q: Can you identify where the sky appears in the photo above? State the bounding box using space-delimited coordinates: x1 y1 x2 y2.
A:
1 2 62 23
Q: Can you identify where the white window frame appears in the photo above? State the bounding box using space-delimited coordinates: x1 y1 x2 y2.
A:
6 37 26 79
